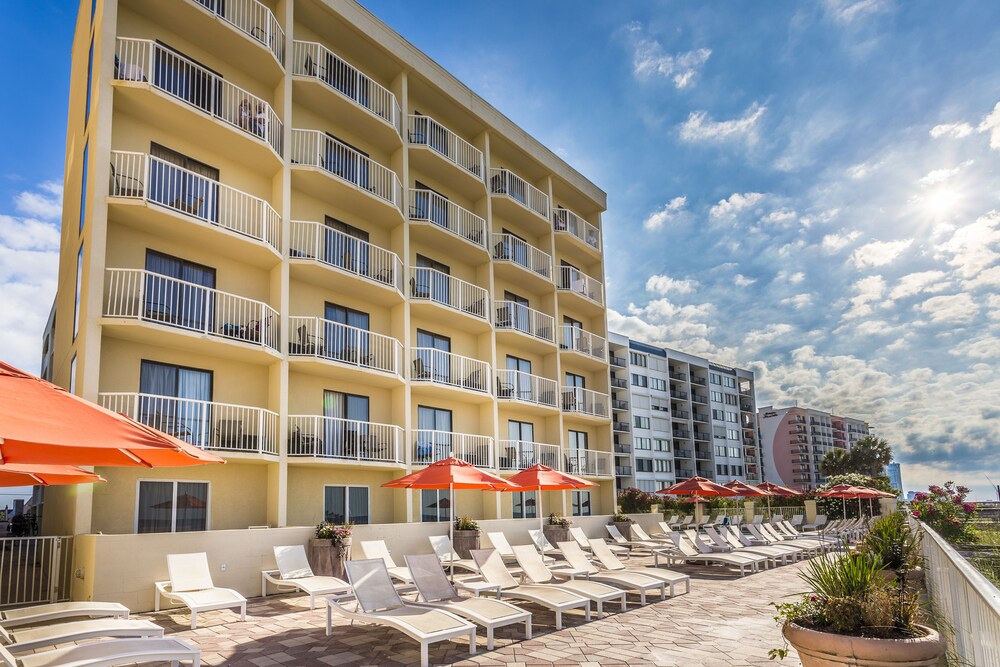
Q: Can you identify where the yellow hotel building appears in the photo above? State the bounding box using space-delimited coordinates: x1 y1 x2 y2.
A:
45 0 611 537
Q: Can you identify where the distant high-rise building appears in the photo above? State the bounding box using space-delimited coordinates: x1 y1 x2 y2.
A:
886 462 902 492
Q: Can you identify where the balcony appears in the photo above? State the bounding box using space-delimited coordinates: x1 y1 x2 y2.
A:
286 415 403 466
676 468 695 478
411 348 491 398
741 403 754 412
669 372 686 381
692 412 708 422
496 369 558 412
557 266 604 310
553 207 601 254
614 444 632 454
413 431 494 468
108 151 281 265
694 449 712 460
559 325 607 367
609 355 626 368
488 168 550 230
670 389 689 400
691 393 708 404
564 448 613 478
694 431 711 442
613 422 630 433
612 399 629 410
408 189 488 255
675 449 693 459
673 410 691 420
494 301 555 348
100 392 277 456
103 268 280 361
407 115 485 198
673 429 691 439
114 38 282 162
291 40 401 150
498 440 560 471
561 387 610 420
287 317 404 385
408 268 490 329
615 466 633 477
691 376 707 386
611 377 628 389
492 234 553 287
289 220 403 304
290 129 402 222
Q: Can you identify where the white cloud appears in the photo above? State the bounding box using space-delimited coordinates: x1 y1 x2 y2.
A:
781 293 814 309
760 209 798 226
850 238 913 268
821 230 862 253
844 275 886 319
734 274 756 287
709 192 766 221
888 271 949 300
645 274 699 295
846 159 885 179
823 0 892 23
679 103 767 145
625 23 712 89
14 181 63 220
930 122 974 139
935 211 1000 279
916 293 979 324
642 196 687 230
977 101 1000 150
918 161 973 187
950 336 1000 360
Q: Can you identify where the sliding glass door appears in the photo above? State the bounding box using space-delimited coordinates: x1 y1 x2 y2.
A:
138 360 213 447
322 390 370 458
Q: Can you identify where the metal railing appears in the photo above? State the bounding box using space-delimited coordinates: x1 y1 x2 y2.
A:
103 268 281 353
410 348 491 394
290 129 402 210
100 392 278 455
288 220 403 293
407 114 484 178
498 440 561 471
291 40 401 132
115 38 282 155
287 415 403 463
495 369 558 408
564 448 613 477
561 386 609 418
553 207 600 251
492 233 552 279
408 267 489 321
488 168 550 219
413 430 494 468
408 189 487 249
557 266 604 305
288 316 403 377
670 389 689 400
189 0 285 64
560 325 606 361
494 301 554 343
109 151 281 253
0 537 73 608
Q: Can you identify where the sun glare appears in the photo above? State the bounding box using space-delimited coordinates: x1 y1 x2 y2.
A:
922 187 962 217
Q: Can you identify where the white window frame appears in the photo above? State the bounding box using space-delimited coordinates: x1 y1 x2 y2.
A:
324 484 371 525
571 490 592 516
512 491 538 519
134 479 211 534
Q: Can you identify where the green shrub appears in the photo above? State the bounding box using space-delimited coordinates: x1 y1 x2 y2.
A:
617 487 659 513
862 512 921 571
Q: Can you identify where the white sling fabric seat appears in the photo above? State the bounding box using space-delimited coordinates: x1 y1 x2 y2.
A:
0 637 200 667
0 619 162 654
261 545 351 609
155 552 247 629
0 602 129 629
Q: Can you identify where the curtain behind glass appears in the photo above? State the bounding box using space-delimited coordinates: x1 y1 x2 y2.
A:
324 486 346 523
137 481 174 533
175 482 208 532
323 391 344 457
177 368 212 447
139 361 176 434
348 487 369 524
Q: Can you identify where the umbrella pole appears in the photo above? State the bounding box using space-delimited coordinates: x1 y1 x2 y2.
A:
842 497 846 519
450 482 454 582
538 486 544 556
858 497 863 519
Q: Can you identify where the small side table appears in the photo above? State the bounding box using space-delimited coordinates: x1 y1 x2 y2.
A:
456 580 502 599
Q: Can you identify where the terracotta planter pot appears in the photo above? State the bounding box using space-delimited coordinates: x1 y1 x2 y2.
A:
543 524 570 547
783 622 944 667
611 521 632 541
308 537 352 580
452 529 480 559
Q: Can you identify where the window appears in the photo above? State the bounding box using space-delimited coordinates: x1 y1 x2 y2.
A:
715 445 727 457
416 405 452 463
421 489 450 522
629 351 647 367
729 447 742 458
733 465 743 476
727 429 740 440
69 355 77 394
654 459 672 473
716 464 728 476
723 376 737 389
322 217 371 275
634 415 650 429
144 250 217 331
711 408 725 421
654 438 670 452
413 255 451 304
73 244 83 339
324 485 369 524
138 360 213 446
136 480 209 533
709 372 722 385
85 40 94 126
513 491 537 519
562 315 583 349
651 399 669 412
567 430 588 475
150 143 220 221
506 421 537 468
726 411 738 423
724 394 738 406
636 458 653 473
631 373 647 387
635 437 651 450
649 377 667 392
322 390 370 457
79 142 89 231
323 302 371 362
710 390 723 402
636 480 658 493
415 329 451 382
571 490 591 516
412 181 449 226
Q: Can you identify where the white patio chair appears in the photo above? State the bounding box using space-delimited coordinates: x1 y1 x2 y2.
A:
0 619 162 654
358 540 414 584
0 637 199 667
155 552 247 629
0 601 129 629
261 545 351 609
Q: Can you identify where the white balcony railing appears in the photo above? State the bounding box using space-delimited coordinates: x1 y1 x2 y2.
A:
498 440 561 471
290 129 402 211
561 386 610 419
115 38 282 155
558 266 604 306
291 41 401 132
103 268 280 353
100 392 278 455
494 301 554 343
413 430 494 468
564 448 613 477
408 267 489 321
288 316 403 377
189 0 285 64
496 370 558 409
560 325 606 361
553 207 601 251
488 168 550 219
408 114 484 179
287 415 403 463
289 220 403 293
410 348 490 394
109 151 281 253
408 189 487 249
491 234 552 279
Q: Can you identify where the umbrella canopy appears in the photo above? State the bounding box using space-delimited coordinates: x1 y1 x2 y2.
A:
817 484 866 498
0 361 225 467
681 496 710 503
757 481 802 497
0 463 106 487
723 480 772 497
504 464 595 554
658 476 739 497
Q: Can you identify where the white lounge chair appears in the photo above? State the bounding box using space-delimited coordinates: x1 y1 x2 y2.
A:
703 526 794 566
803 514 827 530
587 539 691 596
470 549 591 630
664 514 681 528
629 524 672 544
428 536 479 572
556 540 665 604
526 529 561 556
486 532 551 565
723 526 807 560
262 545 351 609
568 526 629 558
359 540 415 584
327 559 476 667
0 619 162 654
682 528 774 568
745 525 819 557
0 601 129 629
0 638 200 667
511 545 626 618
155 552 247 629
606 524 669 554
405 554 532 650
662 533 761 576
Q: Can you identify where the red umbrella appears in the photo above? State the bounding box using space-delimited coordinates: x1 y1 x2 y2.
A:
818 484 867 517
757 481 801 497
681 496 710 503
725 479 774 519
658 477 739 497
504 464 595 554
0 463 106 487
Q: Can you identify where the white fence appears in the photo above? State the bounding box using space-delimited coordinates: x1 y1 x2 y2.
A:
562 386 609 419
488 168 550 219
115 37 282 155
498 440 561 471
287 415 403 463
494 300 554 343
565 448 613 477
0 537 73 608
558 265 604 305
408 114 484 178
288 220 403 293
288 316 403 377
409 267 489 321
560 324 606 361
192 0 284 63
408 189 487 249
410 348 490 394
290 129 402 210
412 431 494 468
496 369 558 408
492 233 552 279
553 207 601 251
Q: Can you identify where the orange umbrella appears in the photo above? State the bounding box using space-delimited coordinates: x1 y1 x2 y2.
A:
658 476 739 497
817 484 867 516
0 361 224 467
757 481 801 497
726 479 775 518
504 464 595 553
0 463 106 487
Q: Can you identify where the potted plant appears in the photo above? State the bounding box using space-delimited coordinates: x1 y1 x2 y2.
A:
309 522 353 579
543 513 572 546
862 512 923 585
610 511 633 541
452 516 480 559
771 548 943 666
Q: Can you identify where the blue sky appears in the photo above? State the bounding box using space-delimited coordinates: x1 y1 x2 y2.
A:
1 0 999 500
